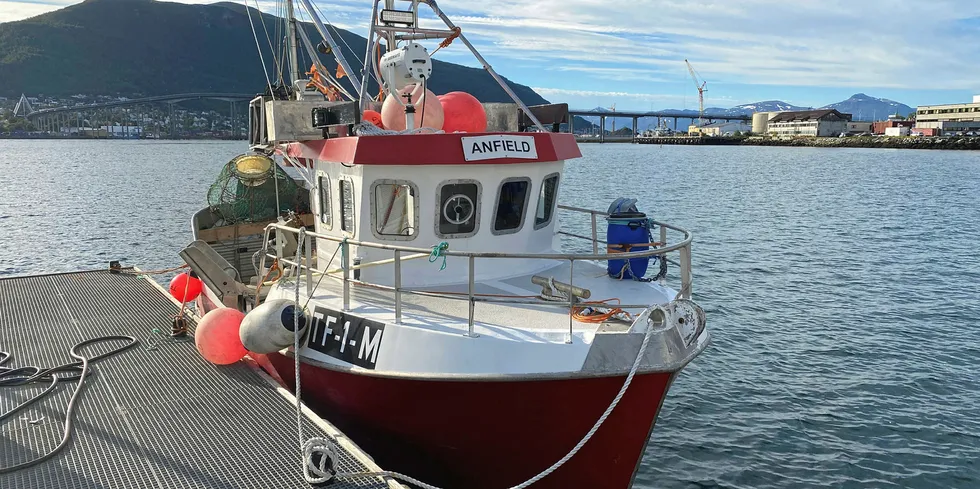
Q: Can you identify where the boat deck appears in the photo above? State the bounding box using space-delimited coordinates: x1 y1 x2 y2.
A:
0 270 399 489
288 259 674 340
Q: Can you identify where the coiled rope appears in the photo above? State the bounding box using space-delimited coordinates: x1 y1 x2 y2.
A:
0 336 139 474
428 241 450 271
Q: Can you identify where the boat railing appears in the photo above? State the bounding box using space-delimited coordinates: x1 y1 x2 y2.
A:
259 205 693 343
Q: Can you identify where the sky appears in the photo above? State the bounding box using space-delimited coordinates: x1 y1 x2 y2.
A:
3 0 980 111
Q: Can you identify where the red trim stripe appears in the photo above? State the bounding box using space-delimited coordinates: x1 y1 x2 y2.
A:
286 132 581 166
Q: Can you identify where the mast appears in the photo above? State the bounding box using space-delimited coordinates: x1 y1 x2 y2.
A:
285 0 301 87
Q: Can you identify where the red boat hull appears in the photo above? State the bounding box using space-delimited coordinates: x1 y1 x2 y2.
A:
265 353 676 489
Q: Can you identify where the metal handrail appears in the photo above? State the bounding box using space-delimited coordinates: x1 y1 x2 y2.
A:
259 205 693 343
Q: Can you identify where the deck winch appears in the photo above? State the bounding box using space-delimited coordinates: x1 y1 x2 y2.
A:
240 299 309 354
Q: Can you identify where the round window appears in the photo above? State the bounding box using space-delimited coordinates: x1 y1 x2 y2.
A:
443 194 475 225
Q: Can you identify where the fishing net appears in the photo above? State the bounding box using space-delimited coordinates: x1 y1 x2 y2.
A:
206 154 309 224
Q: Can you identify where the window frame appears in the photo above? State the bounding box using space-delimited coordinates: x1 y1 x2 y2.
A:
339 178 355 235
490 176 532 236
533 172 561 230
317 174 332 230
369 179 420 241
434 179 482 239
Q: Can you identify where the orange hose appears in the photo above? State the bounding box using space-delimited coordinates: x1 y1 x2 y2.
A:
572 298 632 323
254 259 282 307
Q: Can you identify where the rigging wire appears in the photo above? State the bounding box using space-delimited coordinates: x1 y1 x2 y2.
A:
243 0 275 94
309 0 383 91
252 0 286 87
419 76 426 129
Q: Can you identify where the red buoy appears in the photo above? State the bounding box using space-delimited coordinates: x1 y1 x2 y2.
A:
439 91 487 133
169 272 203 302
195 308 248 365
381 85 444 132
363 109 384 129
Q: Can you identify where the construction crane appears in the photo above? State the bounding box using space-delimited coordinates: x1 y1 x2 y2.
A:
685 59 707 128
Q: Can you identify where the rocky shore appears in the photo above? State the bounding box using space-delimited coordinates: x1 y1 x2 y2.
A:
636 135 980 150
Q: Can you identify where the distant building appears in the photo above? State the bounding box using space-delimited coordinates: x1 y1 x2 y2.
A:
915 96 980 134
911 127 940 137
873 114 915 135
845 121 873 135
884 126 910 137
766 109 853 137
688 120 751 136
100 125 143 139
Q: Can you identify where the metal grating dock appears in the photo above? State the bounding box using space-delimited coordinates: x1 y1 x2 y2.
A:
0 270 399 489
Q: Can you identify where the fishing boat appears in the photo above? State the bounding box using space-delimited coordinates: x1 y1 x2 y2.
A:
181 1 709 487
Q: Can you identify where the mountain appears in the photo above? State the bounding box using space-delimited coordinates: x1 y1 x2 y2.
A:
726 100 810 114
662 95 913 121
820 93 913 121
0 0 547 105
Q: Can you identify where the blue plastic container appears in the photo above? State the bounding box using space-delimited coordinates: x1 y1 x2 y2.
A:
606 211 650 279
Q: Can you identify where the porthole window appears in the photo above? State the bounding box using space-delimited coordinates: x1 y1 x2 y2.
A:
339 179 355 233
371 180 419 240
534 173 560 229
492 177 531 235
318 175 332 229
436 180 481 238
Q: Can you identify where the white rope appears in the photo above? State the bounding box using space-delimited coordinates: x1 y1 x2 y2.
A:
284 218 664 487
292 230 335 484
353 121 442 136
289 269 662 488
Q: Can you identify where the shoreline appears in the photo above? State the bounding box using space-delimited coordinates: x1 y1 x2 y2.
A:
633 135 980 150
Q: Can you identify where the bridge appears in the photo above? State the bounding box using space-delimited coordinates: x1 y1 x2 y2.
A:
569 108 752 143
25 92 257 138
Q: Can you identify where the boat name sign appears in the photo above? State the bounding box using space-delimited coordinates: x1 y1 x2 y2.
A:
462 135 538 161
307 306 385 369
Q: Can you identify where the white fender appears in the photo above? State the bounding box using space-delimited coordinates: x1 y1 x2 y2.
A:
240 299 308 354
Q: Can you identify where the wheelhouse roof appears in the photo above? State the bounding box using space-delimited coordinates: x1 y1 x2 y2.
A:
286 132 580 166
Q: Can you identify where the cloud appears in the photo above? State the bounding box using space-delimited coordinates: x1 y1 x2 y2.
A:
7 0 980 109
532 87 735 108
0 1 70 22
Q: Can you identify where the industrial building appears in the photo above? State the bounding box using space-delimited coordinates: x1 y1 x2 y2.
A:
915 96 980 134
873 115 915 135
845 121 873 135
763 109 853 137
688 120 751 136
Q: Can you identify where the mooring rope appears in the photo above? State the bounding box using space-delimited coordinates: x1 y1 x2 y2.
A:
288 242 662 488
0 336 139 474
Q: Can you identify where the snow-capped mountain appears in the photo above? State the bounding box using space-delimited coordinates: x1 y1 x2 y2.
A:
727 100 810 114
820 93 914 121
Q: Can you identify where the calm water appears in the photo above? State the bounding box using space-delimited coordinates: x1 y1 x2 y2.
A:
1 140 978 488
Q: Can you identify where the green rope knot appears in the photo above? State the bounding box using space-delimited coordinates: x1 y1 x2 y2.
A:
339 238 348 269
429 241 450 271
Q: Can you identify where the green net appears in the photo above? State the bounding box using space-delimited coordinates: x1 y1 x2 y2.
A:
206 158 309 224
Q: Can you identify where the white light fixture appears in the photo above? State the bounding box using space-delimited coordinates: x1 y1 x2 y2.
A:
380 9 415 26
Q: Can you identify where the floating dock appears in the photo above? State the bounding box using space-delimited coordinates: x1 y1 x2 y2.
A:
0 270 400 489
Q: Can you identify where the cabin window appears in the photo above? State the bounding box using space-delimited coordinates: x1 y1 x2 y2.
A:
492 177 531 235
371 180 418 240
534 173 560 229
340 179 355 233
318 175 332 229
436 180 481 238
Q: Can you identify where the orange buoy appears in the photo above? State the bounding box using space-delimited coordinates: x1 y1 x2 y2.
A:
195 308 248 365
439 91 487 133
381 84 444 132
169 272 203 302
363 109 384 128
